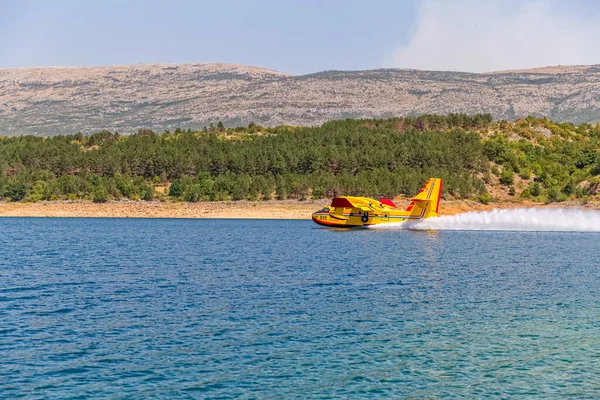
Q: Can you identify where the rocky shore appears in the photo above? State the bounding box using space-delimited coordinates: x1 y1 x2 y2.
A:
0 199 597 219
3 63 600 136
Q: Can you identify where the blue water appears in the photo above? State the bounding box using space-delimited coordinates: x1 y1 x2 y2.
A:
2 218 600 398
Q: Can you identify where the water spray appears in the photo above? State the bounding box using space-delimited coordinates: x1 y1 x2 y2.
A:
370 208 600 232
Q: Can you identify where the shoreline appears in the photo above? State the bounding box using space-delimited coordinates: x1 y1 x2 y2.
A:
0 199 330 219
0 199 597 219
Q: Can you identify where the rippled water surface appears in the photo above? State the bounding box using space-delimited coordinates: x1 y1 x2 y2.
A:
2 218 600 398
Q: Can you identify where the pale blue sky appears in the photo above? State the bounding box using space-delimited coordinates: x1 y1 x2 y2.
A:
0 0 415 74
1 0 599 74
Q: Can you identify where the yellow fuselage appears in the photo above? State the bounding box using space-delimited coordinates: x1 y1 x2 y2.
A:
311 200 424 227
312 178 442 228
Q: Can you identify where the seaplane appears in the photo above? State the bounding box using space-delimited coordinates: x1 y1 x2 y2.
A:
312 178 442 227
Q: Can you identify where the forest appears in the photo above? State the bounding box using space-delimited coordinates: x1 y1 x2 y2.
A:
1 113 599 204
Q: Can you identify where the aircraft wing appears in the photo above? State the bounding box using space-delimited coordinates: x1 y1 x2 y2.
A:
330 197 377 211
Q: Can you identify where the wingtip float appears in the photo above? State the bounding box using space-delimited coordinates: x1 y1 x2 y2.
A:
312 178 442 227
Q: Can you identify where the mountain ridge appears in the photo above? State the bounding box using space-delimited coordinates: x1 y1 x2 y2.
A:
2 62 600 136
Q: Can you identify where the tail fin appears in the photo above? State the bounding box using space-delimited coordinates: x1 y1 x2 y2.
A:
404 178 443 219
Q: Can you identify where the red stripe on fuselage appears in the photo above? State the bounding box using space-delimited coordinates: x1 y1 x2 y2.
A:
312 217 369 227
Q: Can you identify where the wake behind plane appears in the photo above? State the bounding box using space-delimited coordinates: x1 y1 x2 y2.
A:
312 178 442 227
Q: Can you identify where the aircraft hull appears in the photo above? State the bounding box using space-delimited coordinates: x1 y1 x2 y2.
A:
312 211 409 227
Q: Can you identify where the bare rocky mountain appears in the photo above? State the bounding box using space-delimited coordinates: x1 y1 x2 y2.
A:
2 62 600 136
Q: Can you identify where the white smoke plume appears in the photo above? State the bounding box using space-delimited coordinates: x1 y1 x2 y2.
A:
388 0 600 72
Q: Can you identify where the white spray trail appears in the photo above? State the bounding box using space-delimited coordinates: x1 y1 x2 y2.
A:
370 208 600 232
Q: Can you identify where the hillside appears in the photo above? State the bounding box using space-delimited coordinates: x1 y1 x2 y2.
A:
2 63 600 135
1 115 600 206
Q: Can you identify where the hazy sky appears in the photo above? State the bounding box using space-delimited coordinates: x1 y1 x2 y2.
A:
1 0 599 74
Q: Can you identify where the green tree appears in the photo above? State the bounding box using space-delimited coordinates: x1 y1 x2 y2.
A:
169 180 183 198
530 182 542 197
499 169 514 186
4 180 27 201
93 186 108 203
547 188 560 203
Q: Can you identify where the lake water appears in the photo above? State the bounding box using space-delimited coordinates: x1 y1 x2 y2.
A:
2 218 600 398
